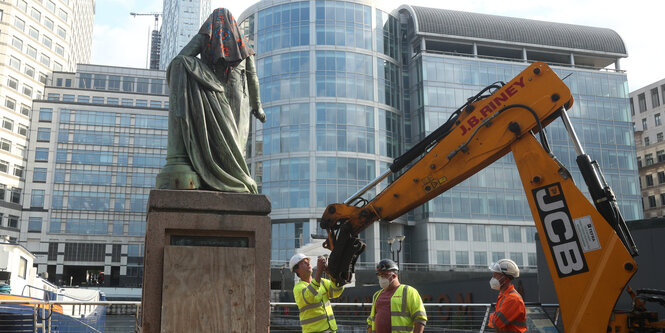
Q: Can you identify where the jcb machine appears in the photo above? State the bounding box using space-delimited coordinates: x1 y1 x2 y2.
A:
320 62 664 332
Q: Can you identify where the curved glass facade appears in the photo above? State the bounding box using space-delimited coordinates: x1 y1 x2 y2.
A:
257 1 309 53
315 1 371 49
242 0 401 264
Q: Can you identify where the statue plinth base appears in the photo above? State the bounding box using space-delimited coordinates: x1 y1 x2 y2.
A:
141 190 271 333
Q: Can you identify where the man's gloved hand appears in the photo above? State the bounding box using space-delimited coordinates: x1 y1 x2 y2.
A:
252 107 266 123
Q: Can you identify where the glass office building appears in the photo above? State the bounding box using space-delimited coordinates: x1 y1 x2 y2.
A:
0 0 95 242
159 0 211 70
21 64 168 287
239 0 642 270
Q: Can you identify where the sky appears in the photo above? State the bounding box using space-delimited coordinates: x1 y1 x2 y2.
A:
92 0 664 92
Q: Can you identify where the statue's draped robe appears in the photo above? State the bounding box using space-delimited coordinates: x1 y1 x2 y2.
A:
167 32 261 193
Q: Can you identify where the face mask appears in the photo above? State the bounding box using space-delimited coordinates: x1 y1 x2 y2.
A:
489 277 501 290
378 276 391 289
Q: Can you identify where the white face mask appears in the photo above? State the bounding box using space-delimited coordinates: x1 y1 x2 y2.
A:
378 276 391 289
489 277 501 290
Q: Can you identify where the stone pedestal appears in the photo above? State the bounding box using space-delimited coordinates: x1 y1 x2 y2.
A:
141 190 271 333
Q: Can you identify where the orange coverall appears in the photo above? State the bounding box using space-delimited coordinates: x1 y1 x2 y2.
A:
489 284 527 332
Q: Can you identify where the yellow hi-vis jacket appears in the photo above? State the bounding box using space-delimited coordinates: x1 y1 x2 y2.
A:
367 284 427 332
293 278 344 332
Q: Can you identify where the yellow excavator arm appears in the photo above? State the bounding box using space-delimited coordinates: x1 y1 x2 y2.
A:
320 62 639 332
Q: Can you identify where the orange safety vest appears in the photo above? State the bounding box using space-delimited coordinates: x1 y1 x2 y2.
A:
489 284 527 332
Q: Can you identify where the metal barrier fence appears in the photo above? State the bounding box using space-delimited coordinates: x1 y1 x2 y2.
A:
270 302 562 332
0 300 560 332
0 300 141 333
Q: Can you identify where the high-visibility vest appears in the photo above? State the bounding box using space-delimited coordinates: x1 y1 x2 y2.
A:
293 278 344 333
489 284 527 332
367 284 427 333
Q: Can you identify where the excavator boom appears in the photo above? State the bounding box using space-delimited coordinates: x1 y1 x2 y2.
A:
320 62 638 332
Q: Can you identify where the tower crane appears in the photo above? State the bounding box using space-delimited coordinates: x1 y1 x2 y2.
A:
130 12 163 70
130 12 162 31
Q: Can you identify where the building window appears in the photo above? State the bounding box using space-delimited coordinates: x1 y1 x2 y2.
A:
630 98 635 116
8 215 19 229
645 137 650 146
35 148 48 162
26 46 37 59
508 226 521 242
492 252 505 263
2 118 13 131
37 128 50 142
7 76 18 90
638 93 647 112
11 36 23 50
40 54 50 67
121 98 133 106
31 190 45 207
9 56 21 70
46 0 55 12
637 157 642 168
149 101 162 108
107 97 119 105
648 195 657 208
24 65 35 78
13 166 23 178
652 88 660 108
22 84 32 98
0 185 5 201
93 74 106 90
17 0 27 12
453 224 467 241
474 251 487 267
659 133 664 143
18 124 28 137
646 175 654 187
435 224 449 240
15 145 25 158
661 193 665 206
28 217 42 232
42 35 52 49
455 251 469 266
10 188 21 204
5 98 15 111
20 104 29 116
56 26 66 39
58 8 68 21
656 114 662 127
437 250 450 265
136 99 147 107
48 243 58 260
30 8 41 21
490 226 504 242
33 168 47 182
39 109 52 122
14 17 25 31
472 225 486 241
0 139 11 152
659 172 665 184
18 257 27 279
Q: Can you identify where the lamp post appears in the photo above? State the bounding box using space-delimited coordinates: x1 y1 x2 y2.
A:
387 235 406 267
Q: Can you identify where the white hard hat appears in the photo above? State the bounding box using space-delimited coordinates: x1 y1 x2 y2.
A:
489 258 520 278
289 253 308 272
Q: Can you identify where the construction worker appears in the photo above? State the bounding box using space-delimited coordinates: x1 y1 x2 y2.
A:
488 258 527 332
290 253 344 332
367 259 427 333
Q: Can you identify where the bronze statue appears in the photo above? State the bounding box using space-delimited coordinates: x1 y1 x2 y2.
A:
156 8 265 193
